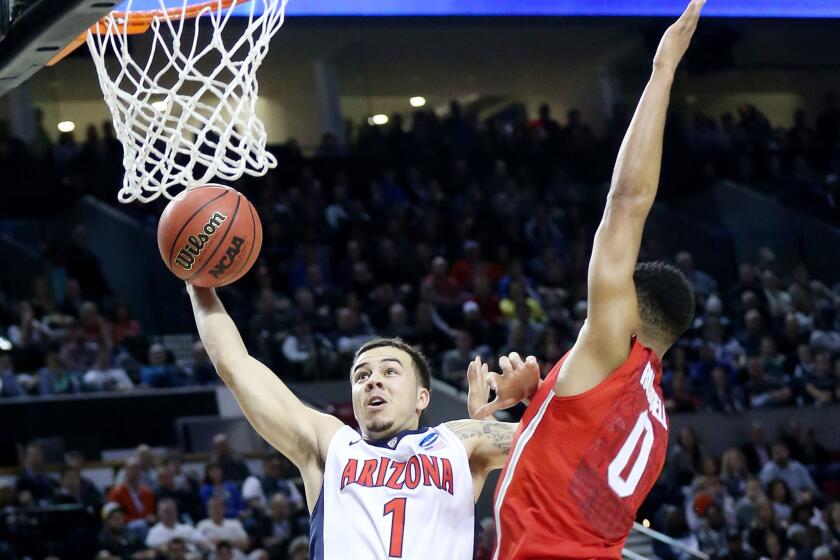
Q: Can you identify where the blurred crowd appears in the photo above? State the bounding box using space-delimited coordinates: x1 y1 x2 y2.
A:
647 421 840 560
0 437 310 559
0 223 217 396
0 93 837 560
0 98 839 415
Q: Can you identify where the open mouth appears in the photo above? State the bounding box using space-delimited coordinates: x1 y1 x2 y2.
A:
366 395 387 410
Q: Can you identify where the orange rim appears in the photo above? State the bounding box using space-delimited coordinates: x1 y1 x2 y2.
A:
48 0 243 66
95 0 242 35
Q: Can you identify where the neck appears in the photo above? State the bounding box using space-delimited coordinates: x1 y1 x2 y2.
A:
636 332 669 358
363 422 421 442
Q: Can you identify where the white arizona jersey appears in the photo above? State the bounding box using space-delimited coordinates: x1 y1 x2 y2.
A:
310 424 475 559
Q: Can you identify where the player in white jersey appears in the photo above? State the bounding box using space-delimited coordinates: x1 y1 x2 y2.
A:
187 285 536 559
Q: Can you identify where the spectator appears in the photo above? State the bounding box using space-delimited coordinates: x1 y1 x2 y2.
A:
248 290 289 368
59 322 99 372
793 344 816 379
0 354 24 398
720 448 750 498
97 502 151 559
15 444 58 505
39 348 82 396
83 347 133 392
744 357 792 408
696 504 728 558
196 496 250 554
287 535 309 560
282 321 337 379
253 494 295 558
200 463 244 519
761 271 793 320
675 251 718 298
826 501 840 544
156 461 203 525
107 457 156 524
111 301 142 348
766 478 794 522
759 442 819 495
381 303 414 340
704 366 745 413
744 499 782 557
145 498 212 556
665 370 701 413
114 444 159 489
668 427 706 488
140 343 184 388
55 467 103 513
409 302 453 357
66 450 105 505
735 478 766 529
742 423 772 473
187 341 217 385
804 351 835 406
211 434 251 485
440 330 476 389
241 456 304 512
420 256 465 318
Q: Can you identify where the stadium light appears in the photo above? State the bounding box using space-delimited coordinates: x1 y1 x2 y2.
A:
369 114 389 126
57 121 76 133
410 96 426 108
152 100 167 111
642 519 651 528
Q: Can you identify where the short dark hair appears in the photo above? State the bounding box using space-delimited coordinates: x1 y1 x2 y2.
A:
353 337 432 391
634 262 695 346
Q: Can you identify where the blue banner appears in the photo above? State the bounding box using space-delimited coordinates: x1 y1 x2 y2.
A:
124 1 840 18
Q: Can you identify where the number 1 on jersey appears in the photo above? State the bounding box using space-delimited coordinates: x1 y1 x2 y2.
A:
384 497 407 557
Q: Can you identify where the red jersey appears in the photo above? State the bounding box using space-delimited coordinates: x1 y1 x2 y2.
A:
493 339 668 559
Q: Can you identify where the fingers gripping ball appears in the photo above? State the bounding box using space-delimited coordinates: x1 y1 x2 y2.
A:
157 185 263 288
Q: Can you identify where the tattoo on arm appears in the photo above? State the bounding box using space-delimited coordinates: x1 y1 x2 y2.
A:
446 420 516 455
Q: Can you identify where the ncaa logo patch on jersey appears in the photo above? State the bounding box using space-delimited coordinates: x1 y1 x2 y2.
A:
420 431 448 452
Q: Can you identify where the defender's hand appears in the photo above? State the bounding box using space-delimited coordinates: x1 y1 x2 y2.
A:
653 0 705 74
467 357 492 419
471 353 541 419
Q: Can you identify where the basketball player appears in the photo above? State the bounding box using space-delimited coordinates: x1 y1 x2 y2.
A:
187 285 530 559
467 1 704 558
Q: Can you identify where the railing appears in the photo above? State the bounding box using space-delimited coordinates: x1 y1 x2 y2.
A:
629 522 710 560
622 549 652 560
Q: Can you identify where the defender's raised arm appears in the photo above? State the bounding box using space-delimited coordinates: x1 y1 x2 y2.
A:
558 0 705 396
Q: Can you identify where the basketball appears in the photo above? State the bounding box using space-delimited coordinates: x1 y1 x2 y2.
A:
157 185 262 288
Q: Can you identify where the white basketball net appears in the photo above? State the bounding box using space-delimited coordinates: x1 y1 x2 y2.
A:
86 0 288 203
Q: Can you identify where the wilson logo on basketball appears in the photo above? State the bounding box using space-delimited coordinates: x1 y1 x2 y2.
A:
209 236 246 279
173 212 227 271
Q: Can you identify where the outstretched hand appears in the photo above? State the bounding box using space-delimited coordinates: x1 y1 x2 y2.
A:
466 353 541 420
653 0 706 74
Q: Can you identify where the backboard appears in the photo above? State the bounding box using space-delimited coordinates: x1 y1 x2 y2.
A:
0 0 116 98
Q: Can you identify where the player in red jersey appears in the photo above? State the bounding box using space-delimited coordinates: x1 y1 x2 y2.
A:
466 1 705 558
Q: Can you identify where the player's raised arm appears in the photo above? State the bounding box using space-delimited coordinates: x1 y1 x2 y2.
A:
187 285 343 478
559 0 705 395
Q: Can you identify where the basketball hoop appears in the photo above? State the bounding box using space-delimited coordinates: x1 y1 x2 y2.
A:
76 0 288 203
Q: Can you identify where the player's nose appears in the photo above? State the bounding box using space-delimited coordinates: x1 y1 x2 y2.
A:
364 371 385 390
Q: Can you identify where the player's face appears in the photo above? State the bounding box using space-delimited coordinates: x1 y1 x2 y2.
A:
351 346 430 440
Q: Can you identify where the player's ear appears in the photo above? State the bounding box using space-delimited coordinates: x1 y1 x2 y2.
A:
416 386 430 413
